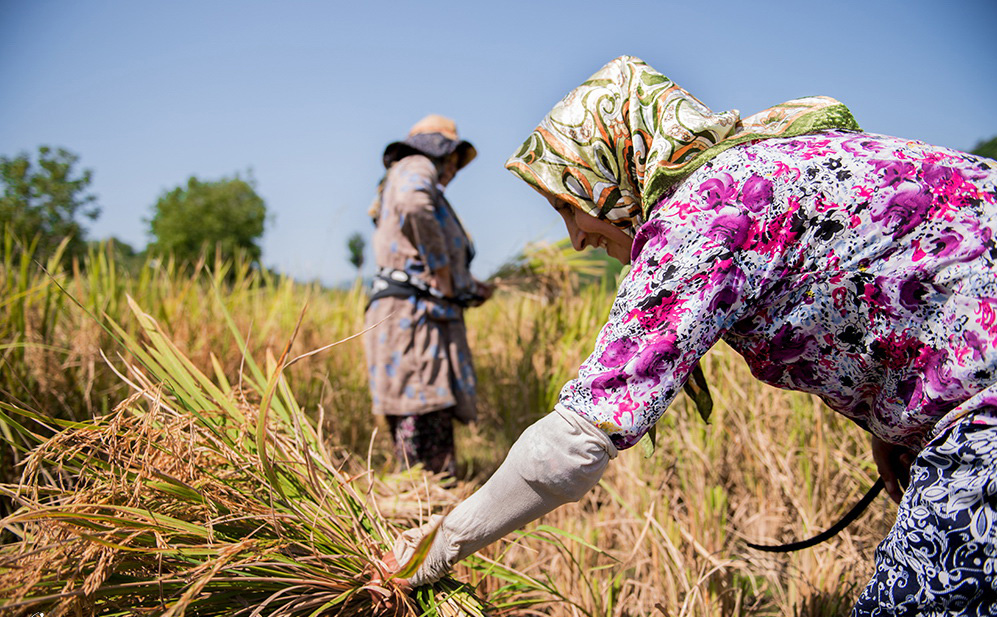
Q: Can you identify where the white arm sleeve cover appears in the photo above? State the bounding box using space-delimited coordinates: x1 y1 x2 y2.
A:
405 406 617 586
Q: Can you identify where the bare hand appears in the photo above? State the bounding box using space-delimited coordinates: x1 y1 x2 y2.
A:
474 279 496 302
381 551 411 589
365 550 410 612
871 435 915 504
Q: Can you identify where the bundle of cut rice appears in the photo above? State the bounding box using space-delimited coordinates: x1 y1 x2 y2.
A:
0 297 554 616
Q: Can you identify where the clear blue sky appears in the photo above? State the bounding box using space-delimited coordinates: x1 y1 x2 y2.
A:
2 0 995 286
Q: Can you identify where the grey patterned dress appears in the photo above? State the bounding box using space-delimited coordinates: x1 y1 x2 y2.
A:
363 154 478 424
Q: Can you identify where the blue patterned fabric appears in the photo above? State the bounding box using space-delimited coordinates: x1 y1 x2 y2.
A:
853 406 997 615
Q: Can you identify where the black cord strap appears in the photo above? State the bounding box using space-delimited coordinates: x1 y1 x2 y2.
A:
746 477 885 552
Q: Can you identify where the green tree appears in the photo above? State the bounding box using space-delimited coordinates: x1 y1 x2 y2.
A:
148 174 266 265
347 231 365 274
972 135 997 160
0 146 99 263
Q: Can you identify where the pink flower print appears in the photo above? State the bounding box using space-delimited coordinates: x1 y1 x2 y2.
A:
633 336 681 380
591 369 629 402
697 173 738 210
832 286 849 311
751 199 806 255
913 230 964 263
626 289 688 330
768 324 814 364
708 286 740 313
916 346 953 393
976 300 997 331
612 392 638 430
873 331 926 371
839 135 887 156
797 139 835 161
862 280 896 313
773 161 801 181
872 187 933 238
708 212 752 248
873 160 918 188
963 330 987 362
599 337 639 367
852 183 874 205
934 231 966 258
921 163 955 190
741 175 774 212
898 278 929 312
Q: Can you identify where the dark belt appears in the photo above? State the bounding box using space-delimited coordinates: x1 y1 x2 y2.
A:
366 268 484 310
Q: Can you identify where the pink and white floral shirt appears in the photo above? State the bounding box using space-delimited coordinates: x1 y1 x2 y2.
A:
560 131 997 450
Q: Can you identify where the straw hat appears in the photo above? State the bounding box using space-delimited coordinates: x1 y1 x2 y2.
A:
382 114 477 170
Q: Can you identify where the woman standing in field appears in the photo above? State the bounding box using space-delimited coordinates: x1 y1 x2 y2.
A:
393 57 997 614
364 115 492 477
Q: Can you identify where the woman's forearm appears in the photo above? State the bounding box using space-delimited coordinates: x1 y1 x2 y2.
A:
402 407 617 586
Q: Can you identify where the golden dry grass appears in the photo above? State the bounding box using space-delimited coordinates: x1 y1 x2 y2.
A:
0 245 894 616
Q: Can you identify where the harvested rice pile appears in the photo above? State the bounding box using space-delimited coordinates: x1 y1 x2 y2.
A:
0 298 547 616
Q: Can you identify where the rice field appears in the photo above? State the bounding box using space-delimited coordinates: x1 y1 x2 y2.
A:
0 238 894 616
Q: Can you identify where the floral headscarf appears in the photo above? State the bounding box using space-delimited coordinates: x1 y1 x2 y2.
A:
505 55 860 236
505 56 860 427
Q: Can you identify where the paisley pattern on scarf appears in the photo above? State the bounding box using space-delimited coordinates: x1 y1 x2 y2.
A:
557 130 997 451
505 56 859 235
852 402 997 616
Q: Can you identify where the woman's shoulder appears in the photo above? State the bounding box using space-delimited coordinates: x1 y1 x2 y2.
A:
735 129 975 162
387 154 440 186
382 155 442 213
